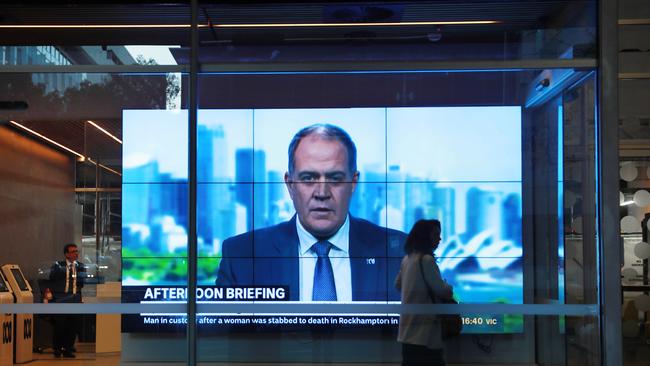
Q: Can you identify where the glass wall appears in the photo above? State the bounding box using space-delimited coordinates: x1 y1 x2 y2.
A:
0 1 619 365
182 69 599 364
0 71 189 363
619 2 650 364
0 3 191 365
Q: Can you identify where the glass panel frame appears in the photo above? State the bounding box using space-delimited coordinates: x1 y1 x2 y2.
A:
0 0 622 364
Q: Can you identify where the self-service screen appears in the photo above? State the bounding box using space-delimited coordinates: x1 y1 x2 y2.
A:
0 273 8 292
11 269 29 291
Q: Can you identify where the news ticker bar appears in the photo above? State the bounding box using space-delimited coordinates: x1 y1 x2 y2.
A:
0 303 598 316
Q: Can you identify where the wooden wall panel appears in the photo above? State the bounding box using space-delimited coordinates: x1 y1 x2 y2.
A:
0 126 76 284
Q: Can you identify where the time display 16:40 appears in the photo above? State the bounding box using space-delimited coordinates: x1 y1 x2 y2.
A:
461 316 499 326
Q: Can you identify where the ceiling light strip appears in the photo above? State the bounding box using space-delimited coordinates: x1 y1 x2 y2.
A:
213 20 499 28
87 158 122 177
0 24 192 29
0 20 498 29
9 120 122 177
98 163 122 177
8 120 85 159
87 120 122 144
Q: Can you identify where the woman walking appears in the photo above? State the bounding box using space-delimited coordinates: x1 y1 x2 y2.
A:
395 219 454 366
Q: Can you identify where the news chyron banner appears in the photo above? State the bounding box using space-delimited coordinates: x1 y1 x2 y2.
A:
123 286 398 331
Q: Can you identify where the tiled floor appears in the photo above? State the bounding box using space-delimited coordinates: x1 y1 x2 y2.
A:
20 341 645 366
20 354 541 366
19 337 650 365
26 352 119 366
623 337 650 366
25 357 512 366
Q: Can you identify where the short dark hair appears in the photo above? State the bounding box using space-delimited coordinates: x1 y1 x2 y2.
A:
287 124 357 176
63 243 77 254
404 219 441 255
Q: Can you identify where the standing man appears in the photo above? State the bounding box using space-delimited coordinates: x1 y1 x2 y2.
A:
48 243 85 358
216 124 406 301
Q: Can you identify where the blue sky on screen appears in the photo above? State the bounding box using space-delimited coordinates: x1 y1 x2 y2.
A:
123 107 521 182
198 108 253 161
253 108 386 177
387 107 521 181
123 109 188 181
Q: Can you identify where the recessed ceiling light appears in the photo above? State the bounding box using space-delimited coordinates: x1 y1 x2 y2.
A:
9 120 85 159
88 120 122 144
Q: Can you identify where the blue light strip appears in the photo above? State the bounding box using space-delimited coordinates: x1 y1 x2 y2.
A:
0 302 598 316
199 69 523 76
558 103 565 306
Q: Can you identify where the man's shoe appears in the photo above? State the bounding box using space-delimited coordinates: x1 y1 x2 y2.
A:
62 351 76 358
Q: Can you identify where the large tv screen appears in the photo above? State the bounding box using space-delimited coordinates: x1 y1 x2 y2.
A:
122 107 523 333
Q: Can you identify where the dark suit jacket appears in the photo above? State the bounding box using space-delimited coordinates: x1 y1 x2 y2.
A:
49 260 85 303
216 215 406 301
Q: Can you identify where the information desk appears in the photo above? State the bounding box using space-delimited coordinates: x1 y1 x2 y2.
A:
0 271 13 366
1 264 33 364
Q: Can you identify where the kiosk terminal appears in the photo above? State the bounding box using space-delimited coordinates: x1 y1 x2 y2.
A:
0 270 13 366
1 264 33 364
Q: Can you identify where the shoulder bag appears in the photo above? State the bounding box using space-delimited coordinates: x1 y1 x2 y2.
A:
418 255 462 339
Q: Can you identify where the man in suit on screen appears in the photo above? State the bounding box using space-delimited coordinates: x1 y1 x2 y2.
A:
215 123 405 301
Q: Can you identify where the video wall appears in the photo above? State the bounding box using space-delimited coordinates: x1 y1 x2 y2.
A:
122 107 523 333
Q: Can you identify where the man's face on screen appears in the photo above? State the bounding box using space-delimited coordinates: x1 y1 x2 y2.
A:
285 135 359 239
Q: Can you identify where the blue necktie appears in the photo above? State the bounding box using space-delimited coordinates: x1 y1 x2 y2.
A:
311 241 337 301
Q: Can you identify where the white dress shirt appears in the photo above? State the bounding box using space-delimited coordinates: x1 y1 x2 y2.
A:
64 259 78 295
296 215 352 301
